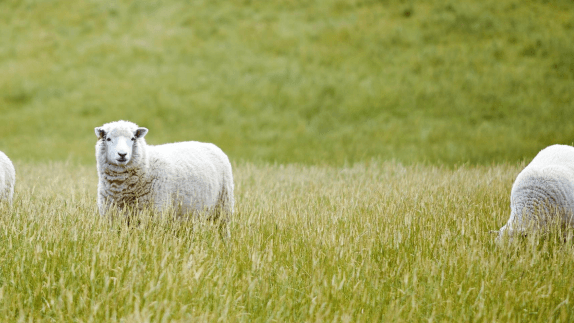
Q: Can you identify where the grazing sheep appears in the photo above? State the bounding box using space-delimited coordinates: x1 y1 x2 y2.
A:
497 144 574 240
94 120 234 224
0 151 15 204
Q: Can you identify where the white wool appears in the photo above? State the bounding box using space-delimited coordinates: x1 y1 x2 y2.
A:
0 151 15 204
95 120 234 222
498 144 574 238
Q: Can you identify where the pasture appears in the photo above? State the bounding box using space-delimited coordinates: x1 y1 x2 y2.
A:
0 0 573 165
0 161 573 322
1 0 574 321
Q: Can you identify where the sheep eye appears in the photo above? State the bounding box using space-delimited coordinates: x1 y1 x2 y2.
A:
106 138 111 142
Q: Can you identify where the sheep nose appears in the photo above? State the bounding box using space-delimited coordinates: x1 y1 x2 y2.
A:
118 152 127 158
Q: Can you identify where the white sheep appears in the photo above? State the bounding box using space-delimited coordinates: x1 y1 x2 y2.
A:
498 144 574 239
94 120 234 224
0 151 15 204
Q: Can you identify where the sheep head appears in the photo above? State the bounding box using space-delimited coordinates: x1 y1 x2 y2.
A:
95 120 148 166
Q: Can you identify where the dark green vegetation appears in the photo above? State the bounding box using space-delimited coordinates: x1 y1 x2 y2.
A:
1 0 573 165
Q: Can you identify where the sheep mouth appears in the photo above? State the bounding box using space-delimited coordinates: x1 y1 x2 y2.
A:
116 158 128 164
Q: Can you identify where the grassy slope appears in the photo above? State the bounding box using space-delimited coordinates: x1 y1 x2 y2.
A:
0 0 573 165
1 161 573 322
1 0 574 321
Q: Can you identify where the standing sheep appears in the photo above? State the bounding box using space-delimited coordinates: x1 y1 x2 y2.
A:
497 144 574 240
0 151 15 204
95 120 234 224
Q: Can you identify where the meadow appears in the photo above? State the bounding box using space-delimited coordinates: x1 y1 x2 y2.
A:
1 0 574 321
0 0 573 165
0 161 573 322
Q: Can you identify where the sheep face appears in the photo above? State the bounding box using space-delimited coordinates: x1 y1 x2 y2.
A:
95 121 148 166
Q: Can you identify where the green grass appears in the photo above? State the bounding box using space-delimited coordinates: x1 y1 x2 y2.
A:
1 1 574 321
1 161 573 322
0 0 573 165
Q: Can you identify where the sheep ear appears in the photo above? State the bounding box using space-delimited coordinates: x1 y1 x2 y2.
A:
135 127 148 138
95 127 106 139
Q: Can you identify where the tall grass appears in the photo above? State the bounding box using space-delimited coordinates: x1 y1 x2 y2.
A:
1 161 573 321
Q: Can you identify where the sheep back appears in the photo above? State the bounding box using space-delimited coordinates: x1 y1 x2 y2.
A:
0 151 15 204
147 141 234 220
500 144 574 237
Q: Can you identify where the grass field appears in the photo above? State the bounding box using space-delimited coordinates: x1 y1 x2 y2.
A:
1 0 574 321
0 0 573 165
0 161 573 322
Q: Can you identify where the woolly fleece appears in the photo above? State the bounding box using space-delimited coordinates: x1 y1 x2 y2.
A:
499 144 574 238
0 151 15 204
95 120 234 221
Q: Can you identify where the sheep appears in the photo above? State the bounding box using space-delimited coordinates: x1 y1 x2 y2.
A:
497 144 574 240
0 151 15 204
94 120 234 225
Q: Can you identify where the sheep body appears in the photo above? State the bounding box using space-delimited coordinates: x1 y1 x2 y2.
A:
0 151 15 204
499 144 574 238
95 121 234 222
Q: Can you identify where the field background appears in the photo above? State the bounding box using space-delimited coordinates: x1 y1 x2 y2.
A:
1 0 574 321
1 0 573 165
